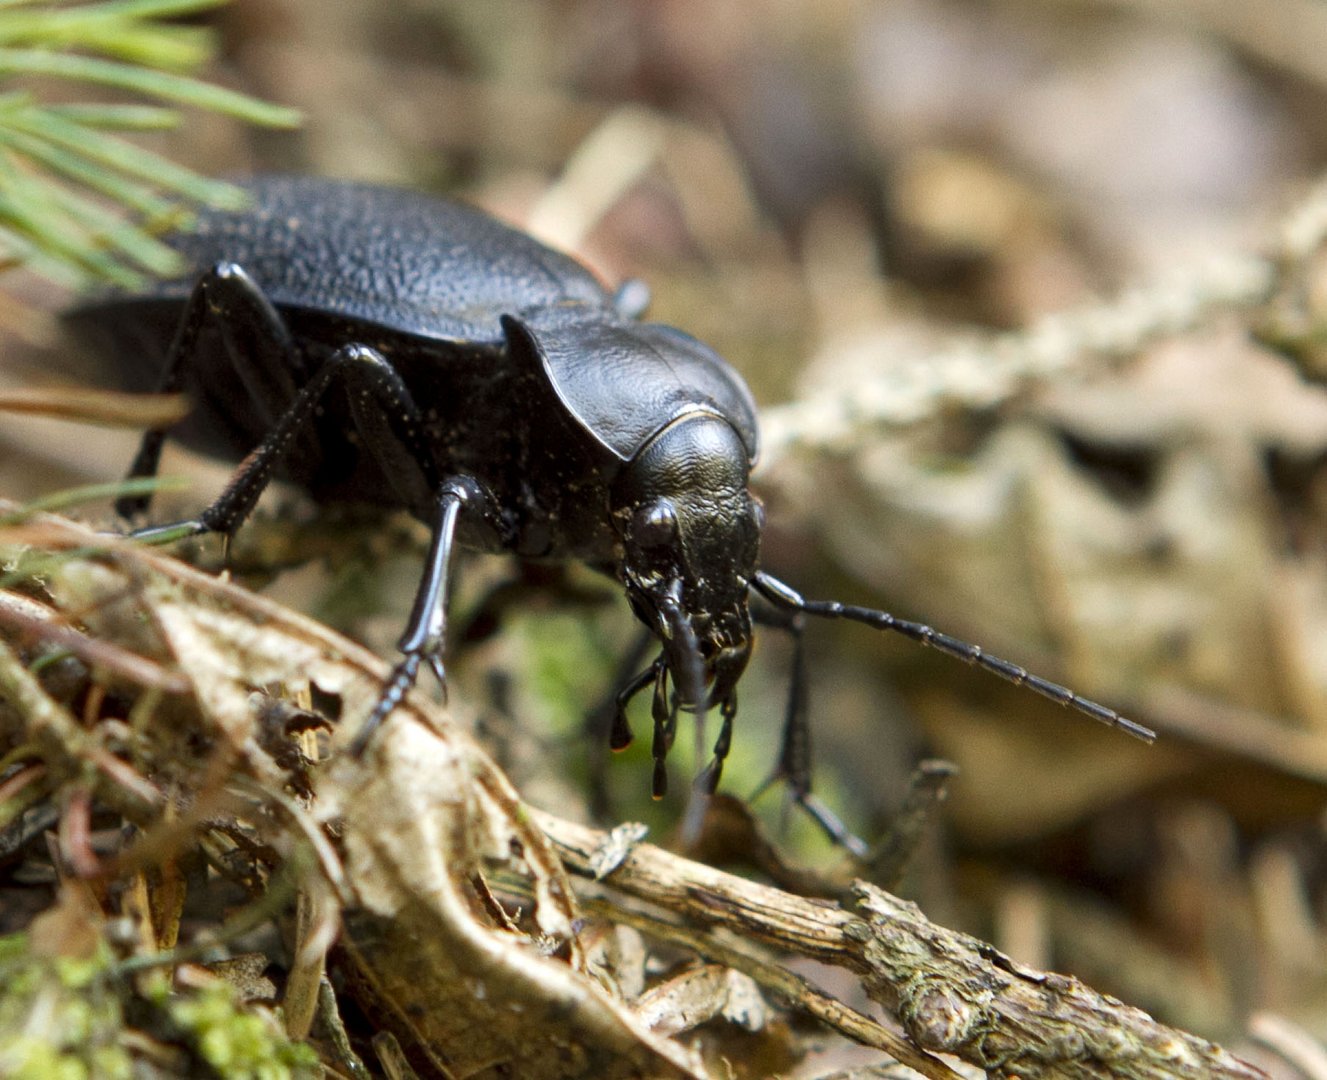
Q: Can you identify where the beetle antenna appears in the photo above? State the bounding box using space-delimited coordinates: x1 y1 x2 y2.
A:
751 571 1156 743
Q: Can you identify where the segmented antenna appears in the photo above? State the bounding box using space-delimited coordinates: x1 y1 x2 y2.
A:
752 571 1155 743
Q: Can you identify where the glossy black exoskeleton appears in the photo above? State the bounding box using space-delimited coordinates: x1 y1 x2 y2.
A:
66 175 1153 848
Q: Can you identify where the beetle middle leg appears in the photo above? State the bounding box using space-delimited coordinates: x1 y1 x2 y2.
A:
134 341 497 748
349 475 492 754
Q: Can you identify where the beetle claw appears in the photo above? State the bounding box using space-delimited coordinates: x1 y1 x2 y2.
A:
427 653 448 703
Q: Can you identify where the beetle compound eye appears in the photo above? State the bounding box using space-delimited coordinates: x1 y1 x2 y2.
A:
633 500 679 547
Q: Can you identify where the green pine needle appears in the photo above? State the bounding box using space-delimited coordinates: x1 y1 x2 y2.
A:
0 0 301 290
0 49 301 127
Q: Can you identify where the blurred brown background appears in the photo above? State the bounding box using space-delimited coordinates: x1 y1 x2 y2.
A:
4 0 1327 1068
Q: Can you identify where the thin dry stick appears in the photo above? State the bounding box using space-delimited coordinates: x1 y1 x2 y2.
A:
536 812 1267 1080
758 173 1327 465
0 589 191 694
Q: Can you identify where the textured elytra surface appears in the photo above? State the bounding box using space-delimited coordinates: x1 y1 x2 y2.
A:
150 175 616 343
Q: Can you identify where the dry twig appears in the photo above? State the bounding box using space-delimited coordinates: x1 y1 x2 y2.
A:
538 812 1267 1080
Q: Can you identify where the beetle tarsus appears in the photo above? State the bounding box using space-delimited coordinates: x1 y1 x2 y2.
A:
795 793 869 859
351 652 422 756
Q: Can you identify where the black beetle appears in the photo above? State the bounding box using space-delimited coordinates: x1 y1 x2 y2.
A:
65 175 1153 847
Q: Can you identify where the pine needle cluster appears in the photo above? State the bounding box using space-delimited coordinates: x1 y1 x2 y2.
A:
0 0 298 288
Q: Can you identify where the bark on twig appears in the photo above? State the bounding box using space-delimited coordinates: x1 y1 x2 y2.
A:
537 813 1267 1080
852 886 1265 1080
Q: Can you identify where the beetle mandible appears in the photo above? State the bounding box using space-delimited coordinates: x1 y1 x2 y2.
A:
65 176 1153 846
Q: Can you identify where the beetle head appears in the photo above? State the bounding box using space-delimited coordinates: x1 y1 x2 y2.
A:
612 413 762 709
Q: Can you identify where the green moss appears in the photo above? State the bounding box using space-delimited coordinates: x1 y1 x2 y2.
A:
0 931 319 1079
168 983 319 1078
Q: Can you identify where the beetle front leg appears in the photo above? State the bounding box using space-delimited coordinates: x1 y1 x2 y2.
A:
748 586 870 856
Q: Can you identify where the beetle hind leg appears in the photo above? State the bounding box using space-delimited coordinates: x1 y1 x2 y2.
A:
118 262 303 521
